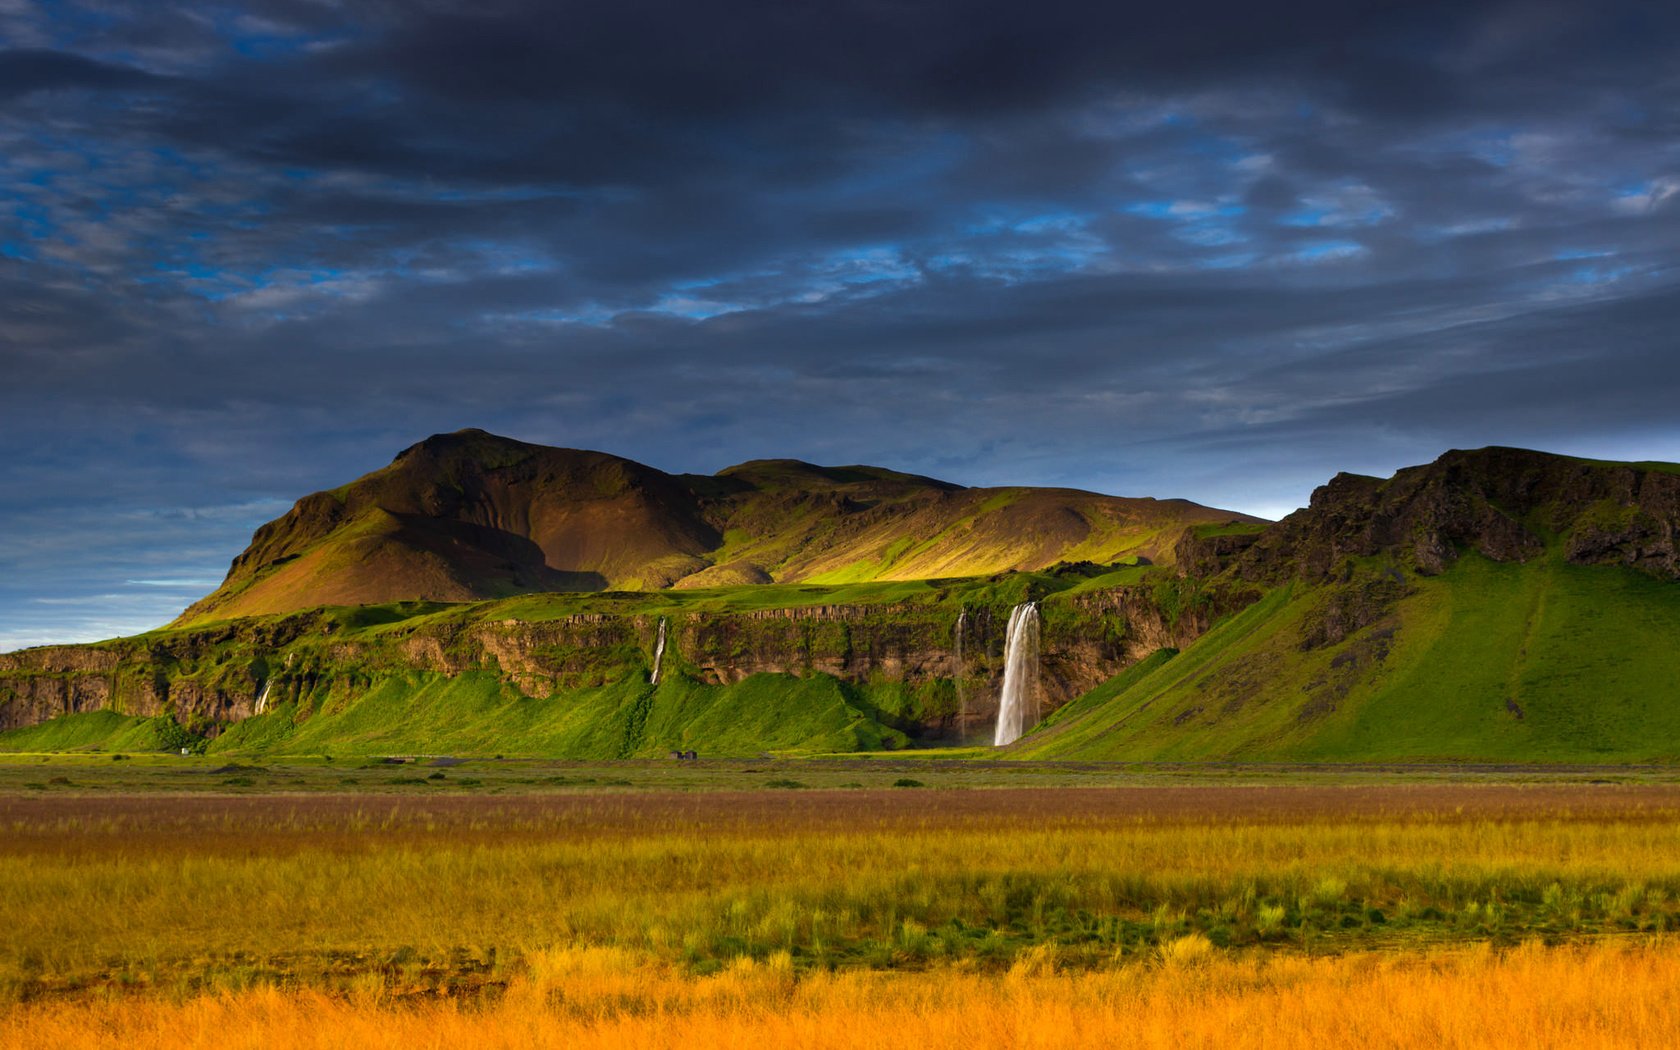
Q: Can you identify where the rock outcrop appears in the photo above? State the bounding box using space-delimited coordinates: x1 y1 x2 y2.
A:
1233 447 1680 582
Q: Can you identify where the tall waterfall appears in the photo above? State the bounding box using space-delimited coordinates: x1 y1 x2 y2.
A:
650 617 668 685
954 609 968 741
992 601 1041 747
254 679 272 715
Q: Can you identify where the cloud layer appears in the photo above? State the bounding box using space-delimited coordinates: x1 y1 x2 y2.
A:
4 0 1679 646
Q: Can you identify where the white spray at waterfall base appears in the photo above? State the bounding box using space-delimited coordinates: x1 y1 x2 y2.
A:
992 601 1041 747
650 617 668 685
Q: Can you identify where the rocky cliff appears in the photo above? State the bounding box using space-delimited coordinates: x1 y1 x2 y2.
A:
1 574 1236 747
1208 447 1680 582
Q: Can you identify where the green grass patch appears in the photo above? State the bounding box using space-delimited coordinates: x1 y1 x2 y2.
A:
201 671 910 759
1028 553 1680 763
0 711 169 754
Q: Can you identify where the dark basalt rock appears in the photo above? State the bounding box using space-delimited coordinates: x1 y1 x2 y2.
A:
1232 447 1680 583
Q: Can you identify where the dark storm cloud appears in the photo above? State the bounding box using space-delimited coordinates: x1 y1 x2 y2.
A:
3 0 1680 646
0 48 159 98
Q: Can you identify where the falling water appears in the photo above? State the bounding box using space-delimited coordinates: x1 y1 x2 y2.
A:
992 601 1041 747
650 617 668 685
253 679 273 715
954 609 968 741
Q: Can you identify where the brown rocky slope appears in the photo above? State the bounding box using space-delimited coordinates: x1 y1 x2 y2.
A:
177 429 1258 625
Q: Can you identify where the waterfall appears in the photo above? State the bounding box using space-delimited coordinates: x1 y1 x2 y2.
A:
254 679 273 715
650 617 668 685
993 601 1041 747
954 609 968 742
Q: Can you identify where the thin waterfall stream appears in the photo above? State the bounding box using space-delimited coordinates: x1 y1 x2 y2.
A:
650 617 668 685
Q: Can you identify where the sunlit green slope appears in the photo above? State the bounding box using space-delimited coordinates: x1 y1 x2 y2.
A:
1022 551 1680 762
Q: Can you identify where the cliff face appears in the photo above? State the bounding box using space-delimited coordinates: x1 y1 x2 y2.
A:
0 615 333 732
0 647 126 730
1 580 1230 744
1227 447 1680 582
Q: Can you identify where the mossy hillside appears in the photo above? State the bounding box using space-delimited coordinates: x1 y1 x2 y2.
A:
1 567 1169 756
1023 552 1680 763
0 710 173 753
1014 586 1297 758
12 550 1680 763
1026 648 1180 737
207 671 908 758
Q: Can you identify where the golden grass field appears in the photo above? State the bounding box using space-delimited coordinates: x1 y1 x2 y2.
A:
5 774 1680 1047
10 941 1680 1049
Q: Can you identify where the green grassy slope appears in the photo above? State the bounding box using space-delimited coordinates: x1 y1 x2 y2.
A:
0 710 172 753
0 672 911 760
208 672 907 758
1022 553 1680 762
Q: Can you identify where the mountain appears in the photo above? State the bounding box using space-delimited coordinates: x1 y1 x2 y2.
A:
176 428 1258 625
5 444 1679 763
1022 447 1680 762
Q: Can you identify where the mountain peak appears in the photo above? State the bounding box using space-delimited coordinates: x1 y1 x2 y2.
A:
172 434 1253 624
393 428 539 463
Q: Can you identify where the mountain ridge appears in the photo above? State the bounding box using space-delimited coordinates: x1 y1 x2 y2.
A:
5 442 1679 764
1176 445 1680 585
176 428 1259 625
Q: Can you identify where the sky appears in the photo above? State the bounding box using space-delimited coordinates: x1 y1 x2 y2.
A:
3 0 1679 649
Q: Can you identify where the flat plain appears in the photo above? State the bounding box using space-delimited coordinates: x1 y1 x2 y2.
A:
5 761 1680 1047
